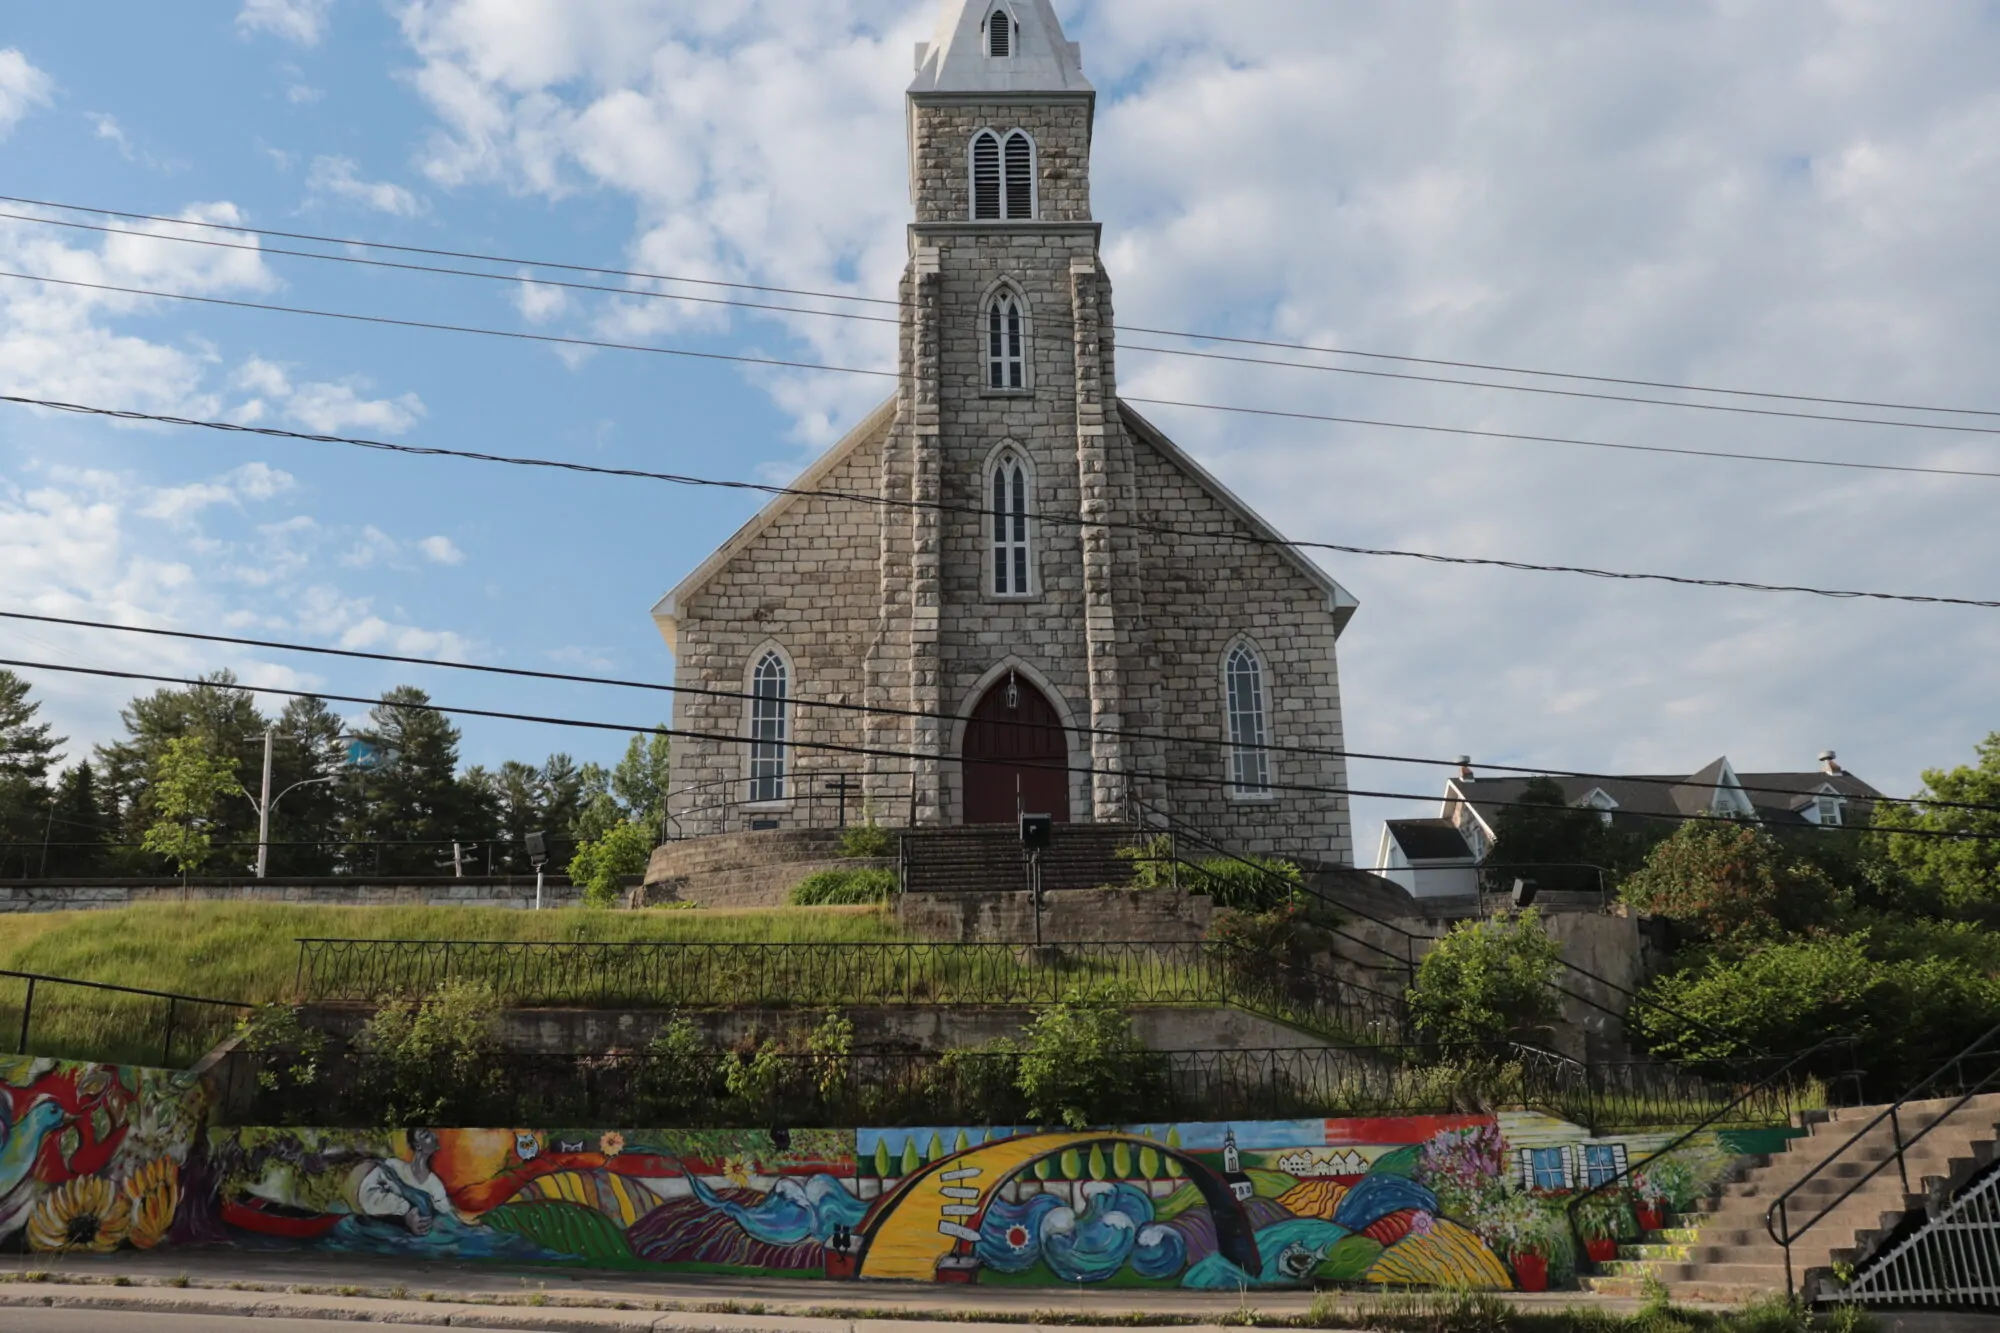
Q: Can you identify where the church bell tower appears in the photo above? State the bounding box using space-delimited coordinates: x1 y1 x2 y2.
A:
867 1 1130 827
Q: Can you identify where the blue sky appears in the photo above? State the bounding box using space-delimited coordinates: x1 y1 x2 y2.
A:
4 0 1999 863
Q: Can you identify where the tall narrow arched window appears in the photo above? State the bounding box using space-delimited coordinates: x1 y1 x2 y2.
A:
990 448 1031 595
971 130 1002 220
985 287 1025 389
749 649 789 803
986 8 1012 57
1225 643 1271 797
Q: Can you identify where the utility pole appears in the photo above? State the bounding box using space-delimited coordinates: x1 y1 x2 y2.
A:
256 726 275 879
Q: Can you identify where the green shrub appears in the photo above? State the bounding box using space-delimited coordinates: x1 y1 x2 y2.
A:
837 823 895 859
567 819 655 908
1620 820 1837 949
1408 909 1563 1047
634 1015 719 1121
1015 996 1163 1129
356 979 502 1125
786 867 897 906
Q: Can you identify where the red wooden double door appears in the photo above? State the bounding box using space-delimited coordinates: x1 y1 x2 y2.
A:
961 674 1070 825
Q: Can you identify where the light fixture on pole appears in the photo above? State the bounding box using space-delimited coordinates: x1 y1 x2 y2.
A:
526 830 549 910
239 726 343 879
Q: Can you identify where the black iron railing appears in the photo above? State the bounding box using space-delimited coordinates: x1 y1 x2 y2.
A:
1767 1020 2000 1298
293 937 1410 1044
0 967 252 1069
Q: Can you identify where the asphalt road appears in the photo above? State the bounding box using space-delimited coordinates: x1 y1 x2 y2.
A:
3 1313 534 1333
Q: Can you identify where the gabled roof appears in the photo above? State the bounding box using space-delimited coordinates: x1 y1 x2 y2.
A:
649 395 899 654
651 395 1361 653
910 0 1092 97
1442 758 1884 836
1118 403 1360 636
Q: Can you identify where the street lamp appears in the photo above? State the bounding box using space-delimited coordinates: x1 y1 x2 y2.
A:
239 726 340 879
525 830 550 910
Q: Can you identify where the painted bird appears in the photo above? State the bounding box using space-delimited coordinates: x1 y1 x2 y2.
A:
0 1097 71 1220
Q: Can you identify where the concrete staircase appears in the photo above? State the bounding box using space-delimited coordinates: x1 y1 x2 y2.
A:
1583 1093 2000 1302
899 824 1142 897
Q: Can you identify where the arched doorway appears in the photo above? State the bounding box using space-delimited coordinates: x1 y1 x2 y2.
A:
961 672 1070 825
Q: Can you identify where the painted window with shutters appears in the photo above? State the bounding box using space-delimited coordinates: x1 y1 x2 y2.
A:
748 649 789 804
1582 1143 1627 1189
989 448 1032 596
1523 1146 1571 1192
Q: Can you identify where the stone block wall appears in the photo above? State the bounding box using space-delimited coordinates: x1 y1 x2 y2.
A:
0 878 587 913
908 98 1094 223
895 886 1212 944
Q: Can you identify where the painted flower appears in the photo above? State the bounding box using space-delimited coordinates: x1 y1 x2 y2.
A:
723 1156 754 1189
123 1158 181 1250
1005 1224 1032 1250
27 1177 132 1253
598 1132 626 1159
1410 1211 1434 1238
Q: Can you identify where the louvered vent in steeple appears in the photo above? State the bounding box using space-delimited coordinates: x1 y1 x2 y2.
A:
971 130 1002 219
1004 130 1033 218
987 9 1011 58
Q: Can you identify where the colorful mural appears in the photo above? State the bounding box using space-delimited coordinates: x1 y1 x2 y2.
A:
0 1054 1772 1289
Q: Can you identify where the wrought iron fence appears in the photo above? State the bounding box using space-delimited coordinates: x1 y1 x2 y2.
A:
294 937 1410 1044
0 968 251 1069
1844 1161 2000 1307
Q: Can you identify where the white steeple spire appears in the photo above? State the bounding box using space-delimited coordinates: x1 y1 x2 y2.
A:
910 1 1092 95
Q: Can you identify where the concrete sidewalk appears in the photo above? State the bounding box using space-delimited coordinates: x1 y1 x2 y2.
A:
10 1249 1990 1333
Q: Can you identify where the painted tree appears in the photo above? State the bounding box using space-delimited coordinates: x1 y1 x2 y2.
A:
874 1140 891 1180
1112 1142 1133 1179
1033 1155 1052 1181
1088 1145 1107 1180
900 1138 920 1177
953 1129 970 1154
1059 1147 1082 1180
1165 1126 1182 1150
1139 1145 1161 1180
926 1131 945 1163
141 735 241 878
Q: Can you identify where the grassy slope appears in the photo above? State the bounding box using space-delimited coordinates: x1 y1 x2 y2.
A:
0 902 909 1005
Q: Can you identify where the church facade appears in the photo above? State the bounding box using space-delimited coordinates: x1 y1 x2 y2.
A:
652 0 1358 861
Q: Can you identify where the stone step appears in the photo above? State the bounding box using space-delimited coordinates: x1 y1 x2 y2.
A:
1579 1277 1776 1304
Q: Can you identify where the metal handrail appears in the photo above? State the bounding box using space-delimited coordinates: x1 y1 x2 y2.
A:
0 966 253 1068
1766 1018 2000 1298
1566 1035 1859 1261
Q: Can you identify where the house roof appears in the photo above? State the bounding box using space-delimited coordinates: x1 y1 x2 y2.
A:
1444 757 1884 838
650 396 1361 653
1385 818 1476 862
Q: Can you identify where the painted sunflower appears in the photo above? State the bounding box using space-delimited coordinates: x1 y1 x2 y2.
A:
598 1132 626 1159
27 1177 133 1253
123 1158 182 1250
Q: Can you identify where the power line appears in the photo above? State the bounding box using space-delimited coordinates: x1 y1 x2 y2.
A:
5 654 1999 844
6 268 1995 487
7 390 1997 610
9 190 1998 422
13 207 2000 442
13 605 2000 820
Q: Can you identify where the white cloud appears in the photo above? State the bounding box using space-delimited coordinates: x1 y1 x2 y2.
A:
392 1 2000 862
287 84 323 105
417 534 464 565
512 276 567 323
232 356 426 435
0 49 53 138
138 462 297 522
306 155 426 217
236 0 333 47
89 113 133 159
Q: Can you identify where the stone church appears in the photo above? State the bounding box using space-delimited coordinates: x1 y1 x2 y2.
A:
652 0 1359 861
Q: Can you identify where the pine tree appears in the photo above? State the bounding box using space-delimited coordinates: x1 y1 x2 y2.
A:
337 687 478 876
96 673 263 874
0 670 62 784
42 761 108 878
264 695 346 876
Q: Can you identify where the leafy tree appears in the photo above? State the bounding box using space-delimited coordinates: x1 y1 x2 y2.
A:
567 819 655 907
1408 908 1564 1047
1631 933 2000 1090
0 670 63 878
97 672 265 870
610 729 671 836
41 761 110 878
337 687 482 876
0 669 62 784
355 979 502 1125
1619 819 1837 949
141 735 241 878
1875 733 2000 912
1481 777 1639 896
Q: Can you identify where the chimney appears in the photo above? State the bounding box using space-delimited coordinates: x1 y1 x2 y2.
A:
1456 755 1474 782
1818 749 1842 776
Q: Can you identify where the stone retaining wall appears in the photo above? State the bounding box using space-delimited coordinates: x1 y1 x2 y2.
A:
640 828 893 909
895 886 1213 943
0 877 592 912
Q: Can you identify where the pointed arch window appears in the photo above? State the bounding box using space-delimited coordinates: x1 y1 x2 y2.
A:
969 129 1036 221
990 448 1032 595
986 8 1012 58
749 649 789 804
1225 643 1272 797
985 287 1026 389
